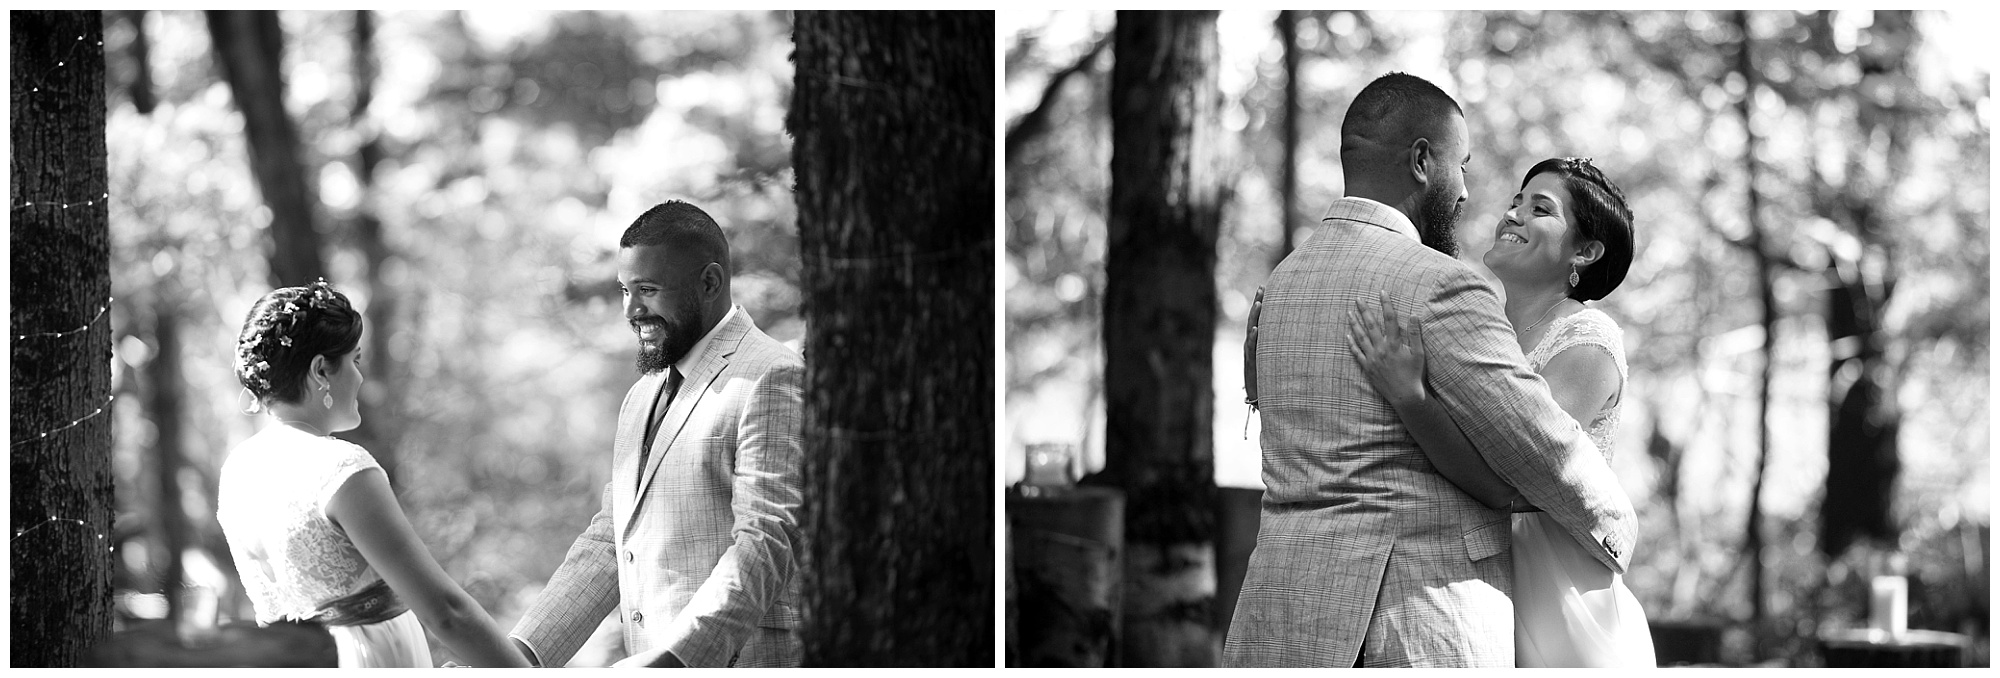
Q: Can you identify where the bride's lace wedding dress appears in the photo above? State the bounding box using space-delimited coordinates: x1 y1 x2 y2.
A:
1512 308 1657 667
217 425 430 668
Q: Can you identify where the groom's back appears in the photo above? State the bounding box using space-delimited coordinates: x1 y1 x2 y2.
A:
1227 204 1515 667
1255 216 1486 519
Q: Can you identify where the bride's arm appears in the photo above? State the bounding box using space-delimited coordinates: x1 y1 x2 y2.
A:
327 469 532 668
1535 345 1621 437
1351 294 1523 511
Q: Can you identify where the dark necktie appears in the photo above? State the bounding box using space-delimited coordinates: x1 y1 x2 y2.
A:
638 367 683 486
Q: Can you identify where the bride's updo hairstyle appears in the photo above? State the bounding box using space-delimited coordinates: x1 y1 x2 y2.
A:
235 279 363 408
1524 157 1634 302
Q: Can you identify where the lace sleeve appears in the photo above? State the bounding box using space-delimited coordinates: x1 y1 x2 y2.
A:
1536 309 1628 387
316 441 384 524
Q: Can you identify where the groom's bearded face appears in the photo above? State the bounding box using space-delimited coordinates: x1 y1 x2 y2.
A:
618 244 708 374
1417 185 1463 258
1414 112 1470 258
631 284 703 373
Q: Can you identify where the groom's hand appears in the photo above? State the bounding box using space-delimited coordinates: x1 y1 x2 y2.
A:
1243 286 1264 409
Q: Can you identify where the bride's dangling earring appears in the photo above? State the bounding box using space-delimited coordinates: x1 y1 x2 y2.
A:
1569 264 1580 288
321 382 333 409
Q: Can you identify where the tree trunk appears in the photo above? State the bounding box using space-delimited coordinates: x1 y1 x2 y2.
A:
9 10 118 667
122 10 156 115
1734 10 1776 657
340 9 400 481
207 10 326 287
146 291 189 628
1821 260 1900 557
1275 9 1300 268
1816 9 1911 561
1094 10 1222 667
790 10 995 667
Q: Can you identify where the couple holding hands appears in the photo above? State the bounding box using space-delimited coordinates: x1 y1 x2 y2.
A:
215 201 803 668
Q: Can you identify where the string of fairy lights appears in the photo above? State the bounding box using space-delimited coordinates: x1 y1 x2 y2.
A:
13 31 119 559
12 192 110 211
14 29 118 452
9 517 113 555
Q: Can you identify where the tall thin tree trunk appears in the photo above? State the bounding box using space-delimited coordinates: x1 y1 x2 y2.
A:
1275 9 1300 268
207 10 326 287
146 291 189 629
9 10 117 667
343 9 399 481
1734 10 1774 657
790 10 995 667
1095 10 1222 667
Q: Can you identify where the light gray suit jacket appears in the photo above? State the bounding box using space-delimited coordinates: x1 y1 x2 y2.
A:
512 310 805 667
1222 198 1637 667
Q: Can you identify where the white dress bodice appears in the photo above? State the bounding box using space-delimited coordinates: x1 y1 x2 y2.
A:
216 425 384 624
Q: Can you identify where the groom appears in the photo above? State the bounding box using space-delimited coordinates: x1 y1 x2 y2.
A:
1224 73 1637 667
511 200 806 667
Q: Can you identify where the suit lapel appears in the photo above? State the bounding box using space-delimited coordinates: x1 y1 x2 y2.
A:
621 312 750 538
612 369 669 536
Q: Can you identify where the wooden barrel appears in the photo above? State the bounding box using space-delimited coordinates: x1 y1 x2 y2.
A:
1008 486 1125 667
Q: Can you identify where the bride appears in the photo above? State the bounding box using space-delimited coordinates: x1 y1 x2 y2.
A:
1348 157 1656 667
216 279 529 668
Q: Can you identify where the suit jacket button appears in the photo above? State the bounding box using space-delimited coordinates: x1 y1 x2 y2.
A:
632 611 644 626
625 550 635 563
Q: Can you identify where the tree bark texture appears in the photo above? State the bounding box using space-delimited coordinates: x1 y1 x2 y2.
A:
1096 10 1222 667
10 10 118 667
206 10 326 287
790 10 995 667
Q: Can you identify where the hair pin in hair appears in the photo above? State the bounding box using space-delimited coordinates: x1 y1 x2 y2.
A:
279 336 292 347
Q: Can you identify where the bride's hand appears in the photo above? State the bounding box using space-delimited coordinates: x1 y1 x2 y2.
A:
1350 290 1426 405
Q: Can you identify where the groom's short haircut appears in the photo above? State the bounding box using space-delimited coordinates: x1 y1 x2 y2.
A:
620 200 731 274
1340 72 1464 161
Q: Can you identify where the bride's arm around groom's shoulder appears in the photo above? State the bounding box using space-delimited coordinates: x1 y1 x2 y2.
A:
1408 264 1638 573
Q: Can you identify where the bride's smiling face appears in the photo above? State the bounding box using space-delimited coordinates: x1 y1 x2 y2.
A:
1483 171 1586 284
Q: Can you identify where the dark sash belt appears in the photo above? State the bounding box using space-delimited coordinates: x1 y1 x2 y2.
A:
312 579 408 627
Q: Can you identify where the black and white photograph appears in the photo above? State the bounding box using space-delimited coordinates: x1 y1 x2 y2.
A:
1003 9 1989 668
11 9 992 668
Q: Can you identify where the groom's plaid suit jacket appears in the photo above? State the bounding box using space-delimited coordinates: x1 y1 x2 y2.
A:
1222 198 1636 668
513 309 805 667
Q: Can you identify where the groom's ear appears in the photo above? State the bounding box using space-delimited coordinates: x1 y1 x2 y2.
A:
700 262 726 302
1408 138 1433 188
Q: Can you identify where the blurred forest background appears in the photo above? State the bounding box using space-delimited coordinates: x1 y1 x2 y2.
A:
97 10 798 666
1006 9 1988 667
